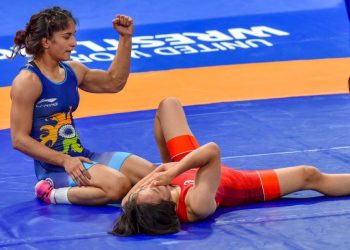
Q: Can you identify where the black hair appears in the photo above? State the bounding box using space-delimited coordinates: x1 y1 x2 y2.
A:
110 197 180 236
9 6 77 59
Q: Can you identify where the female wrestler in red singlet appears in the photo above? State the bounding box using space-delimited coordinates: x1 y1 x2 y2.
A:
112 97 350 236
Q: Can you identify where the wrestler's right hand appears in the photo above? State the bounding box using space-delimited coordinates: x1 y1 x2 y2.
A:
63 156 92 186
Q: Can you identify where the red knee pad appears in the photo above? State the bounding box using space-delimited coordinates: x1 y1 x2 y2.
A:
166 135 200 162
258 170 281 201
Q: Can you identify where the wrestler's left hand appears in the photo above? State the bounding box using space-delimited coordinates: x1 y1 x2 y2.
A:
154 162 177 172
148 162 178 186
63 156 92 187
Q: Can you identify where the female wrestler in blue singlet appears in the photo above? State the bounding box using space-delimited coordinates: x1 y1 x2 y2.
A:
10 7 155 205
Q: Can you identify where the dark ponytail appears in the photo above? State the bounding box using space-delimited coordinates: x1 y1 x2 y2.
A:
9 6 77 59
110 197 180 236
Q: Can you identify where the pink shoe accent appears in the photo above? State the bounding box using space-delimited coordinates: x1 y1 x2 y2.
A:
35 178 54 204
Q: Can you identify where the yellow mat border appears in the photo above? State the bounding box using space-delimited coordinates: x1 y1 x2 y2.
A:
1 57 349 130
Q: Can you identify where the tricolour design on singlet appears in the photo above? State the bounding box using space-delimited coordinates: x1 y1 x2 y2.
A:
171 165 272 222
21 62 92 171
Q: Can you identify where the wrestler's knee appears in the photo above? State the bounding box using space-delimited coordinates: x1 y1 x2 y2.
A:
158 97 181 111
301 165 322 187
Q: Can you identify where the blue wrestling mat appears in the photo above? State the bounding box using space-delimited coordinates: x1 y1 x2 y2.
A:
2 95 350 248
1 0 350 249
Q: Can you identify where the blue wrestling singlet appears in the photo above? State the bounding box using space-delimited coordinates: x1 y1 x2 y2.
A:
21 62 132 187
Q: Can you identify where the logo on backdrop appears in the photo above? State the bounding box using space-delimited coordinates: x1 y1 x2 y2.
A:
0 25 289 62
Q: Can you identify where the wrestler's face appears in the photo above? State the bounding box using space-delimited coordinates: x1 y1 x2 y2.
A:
44 19 77 61
135 184 172 204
